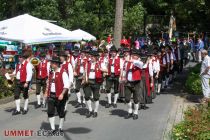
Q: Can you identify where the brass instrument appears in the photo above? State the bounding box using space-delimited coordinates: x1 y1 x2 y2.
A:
30 57 41 66
7 78 14 88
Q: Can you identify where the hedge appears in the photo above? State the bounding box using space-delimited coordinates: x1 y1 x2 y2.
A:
185 64 202 95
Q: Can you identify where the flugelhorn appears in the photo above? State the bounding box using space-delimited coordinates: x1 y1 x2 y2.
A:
30 57 40 66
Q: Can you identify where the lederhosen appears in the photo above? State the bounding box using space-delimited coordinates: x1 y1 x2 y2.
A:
14 62 30 100
124 62 143 104
36 60 48 96
83 61 103 101
75 57 86 92
47 70 68 118
159 55 167 83
106 57 120 94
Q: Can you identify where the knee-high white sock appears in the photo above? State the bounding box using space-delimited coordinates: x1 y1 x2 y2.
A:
166 78 169 86
86 100 92 112
82 96 86 104
49 117 55 130
114 93 119 104
94 101 99 112
59 118 64 130
133 104 139 115
24 99 29 110
42 97 46 105
158 84 161 93
107 93 111 104
76 92 81 103
15 99 20 111
128 102 132 114
37 95 41 105
162 81 166 88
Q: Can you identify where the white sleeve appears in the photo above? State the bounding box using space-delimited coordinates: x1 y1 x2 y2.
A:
157 60 160 71
170 52 174 60
120 59 124 69
62 71 70 89
163 57 166 65
166 54 170 63
26 63 33 82
71 57 76 69
149 63 153 77
133 60 143 69
47 62 51 76
68 63 74 84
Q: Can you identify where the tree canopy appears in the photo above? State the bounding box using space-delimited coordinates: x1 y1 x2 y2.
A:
0 0 209 38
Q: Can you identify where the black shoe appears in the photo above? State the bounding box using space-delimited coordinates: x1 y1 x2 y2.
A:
141 105 149 110
82 103 86 108
105 103 111 108
41 103 46 108
113 103 117 108
157 92 160 95
133 114 138 120
35 104 42 109
75 102 82 108
92 112 98 118
51 129 57 134
13 110 21 115
22 110 28 115
125 113 133 119
58 128 64 133
86 111 93 118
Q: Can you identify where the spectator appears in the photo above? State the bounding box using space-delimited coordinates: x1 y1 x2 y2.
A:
200 49 210 102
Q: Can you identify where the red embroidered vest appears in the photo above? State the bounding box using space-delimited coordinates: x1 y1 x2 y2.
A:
126 61 141 81
20 61 28 82
87 61 103 83
108 57 120 76
37 60 48 79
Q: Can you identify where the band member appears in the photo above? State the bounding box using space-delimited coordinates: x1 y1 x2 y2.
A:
165 46 174 87
124 49 143 120
156 51 166 94
44 56 70 132
36 52 50 108
142 54 154 103
105 46 121 108
151 52 160 96
11 52 33 115
83 51 103 118
74 49 87 108
59 52 74 112
119 47 130 101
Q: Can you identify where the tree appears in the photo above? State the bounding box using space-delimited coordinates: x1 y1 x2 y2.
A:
123 2 145 35
113 0 124 48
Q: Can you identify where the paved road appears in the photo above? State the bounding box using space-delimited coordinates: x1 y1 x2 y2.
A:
0 90 174 140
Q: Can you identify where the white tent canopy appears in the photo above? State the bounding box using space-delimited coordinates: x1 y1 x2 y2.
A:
69 29 96 41
0 14 73 45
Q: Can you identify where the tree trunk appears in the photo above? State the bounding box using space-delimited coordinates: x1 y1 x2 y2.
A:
113 0 124 49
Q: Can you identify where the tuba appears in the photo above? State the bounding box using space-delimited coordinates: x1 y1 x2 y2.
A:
30 57 41 66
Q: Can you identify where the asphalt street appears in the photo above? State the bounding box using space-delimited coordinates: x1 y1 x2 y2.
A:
0 90 174 140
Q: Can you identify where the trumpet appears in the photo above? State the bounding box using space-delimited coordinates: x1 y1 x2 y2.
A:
30 57 40 66
7 78 14 88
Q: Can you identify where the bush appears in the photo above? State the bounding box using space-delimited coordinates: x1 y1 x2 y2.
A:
185 64 202 95
0 76 14 99
172 102 210 140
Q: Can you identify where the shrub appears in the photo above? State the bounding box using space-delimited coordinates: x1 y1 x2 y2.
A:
185 64 202 95
0 76 14 99
172 102 210 140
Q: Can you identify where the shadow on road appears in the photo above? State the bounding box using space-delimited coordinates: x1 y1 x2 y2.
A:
72 108 88 116
110 109 127 117
99 100 107 107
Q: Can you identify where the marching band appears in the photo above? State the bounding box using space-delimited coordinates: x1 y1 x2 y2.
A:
9 43 183 132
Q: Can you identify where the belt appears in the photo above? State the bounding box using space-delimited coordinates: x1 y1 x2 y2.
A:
50 92 56 98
